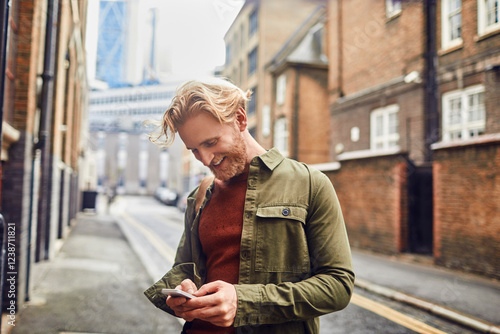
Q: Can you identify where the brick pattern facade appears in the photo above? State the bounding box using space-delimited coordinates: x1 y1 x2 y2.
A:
325 155 408 254
223 0 327 148
1 0 89 310
328 0 425 99
296 70 329 163
320 0 500 278
432 0 500 278
433 141 500 279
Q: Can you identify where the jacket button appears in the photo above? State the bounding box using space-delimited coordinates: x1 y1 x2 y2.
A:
282 208 290 216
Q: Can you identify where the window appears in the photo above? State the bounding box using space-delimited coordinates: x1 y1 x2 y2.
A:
442 86 485 141
239 60 244 84
386 0 402 18
478 0 500 36
274 117 289 157
225 43 231 65
248 47 258 76
370 105 400 150
262 105 271 137
441 0 462 49
311 24 324 56
249 8 258 37
247 86 257 116
276 74 286 105
240 24 245 49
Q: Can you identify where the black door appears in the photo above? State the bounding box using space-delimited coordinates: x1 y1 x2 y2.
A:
408 166 433 254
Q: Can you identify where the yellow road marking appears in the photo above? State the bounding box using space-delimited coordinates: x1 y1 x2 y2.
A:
351 293 449 334
119 211 176 264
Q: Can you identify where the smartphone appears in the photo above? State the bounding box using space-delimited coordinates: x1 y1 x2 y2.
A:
161 288 196 299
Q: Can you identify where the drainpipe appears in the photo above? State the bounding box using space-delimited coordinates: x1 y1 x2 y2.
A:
0 0 11 327
0 0 9 141
424 0 438 162
293 66 300 161
337 0 344 98
36 0 59 261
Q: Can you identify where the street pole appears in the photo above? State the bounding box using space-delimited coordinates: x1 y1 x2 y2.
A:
36 0 59 261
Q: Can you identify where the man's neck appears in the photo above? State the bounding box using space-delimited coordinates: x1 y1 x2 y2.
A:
243 132 266 164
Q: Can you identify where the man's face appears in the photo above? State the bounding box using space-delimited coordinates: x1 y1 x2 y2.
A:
178 112 248 182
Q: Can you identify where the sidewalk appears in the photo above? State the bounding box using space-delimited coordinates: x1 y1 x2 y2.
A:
5 213 183 334
351 249 500 333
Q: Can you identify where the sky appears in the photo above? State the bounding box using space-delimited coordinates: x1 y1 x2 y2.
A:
86 0 244 83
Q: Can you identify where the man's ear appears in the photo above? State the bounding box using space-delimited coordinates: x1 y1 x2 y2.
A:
235 108 247 132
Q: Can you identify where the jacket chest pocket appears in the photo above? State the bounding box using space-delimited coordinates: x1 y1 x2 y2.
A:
255 205 309 274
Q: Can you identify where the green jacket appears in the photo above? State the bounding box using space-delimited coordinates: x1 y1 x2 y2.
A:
144 148 355 334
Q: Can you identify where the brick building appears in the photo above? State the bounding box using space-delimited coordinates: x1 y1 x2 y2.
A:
0 0 89 310
431 0 500 277
325 0 432 257
266 6 330 164
222 0 327 149
225 0 499 278
323 0 499 278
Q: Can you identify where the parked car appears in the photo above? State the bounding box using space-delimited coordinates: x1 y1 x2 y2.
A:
154 187 178 206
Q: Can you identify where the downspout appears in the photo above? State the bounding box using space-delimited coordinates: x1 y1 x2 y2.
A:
424 0 438 162
36 0 59 261
0 0 9 145
337 0 343 97
293 66 300 160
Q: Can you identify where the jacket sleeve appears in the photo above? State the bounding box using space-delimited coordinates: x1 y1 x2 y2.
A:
143 189 202 315
233 170 355 326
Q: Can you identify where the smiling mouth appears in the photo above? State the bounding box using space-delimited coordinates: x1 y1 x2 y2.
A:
213 157 225 167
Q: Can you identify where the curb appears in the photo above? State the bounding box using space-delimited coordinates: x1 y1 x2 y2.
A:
355 278 500 334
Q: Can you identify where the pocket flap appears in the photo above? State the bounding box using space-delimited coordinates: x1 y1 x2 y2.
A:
256 205 307 224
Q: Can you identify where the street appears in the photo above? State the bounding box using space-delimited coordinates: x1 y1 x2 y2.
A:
112 196 480 334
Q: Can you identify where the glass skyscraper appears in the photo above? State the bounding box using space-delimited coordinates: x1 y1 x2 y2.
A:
96 0 127 87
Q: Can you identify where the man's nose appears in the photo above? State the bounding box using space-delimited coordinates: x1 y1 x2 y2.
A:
197 149 213 167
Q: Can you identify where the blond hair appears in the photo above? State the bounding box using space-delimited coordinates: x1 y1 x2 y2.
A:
148 77 251 147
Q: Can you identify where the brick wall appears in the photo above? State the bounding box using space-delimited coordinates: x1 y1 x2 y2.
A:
325 154 408 254
1 0 45 310
433 141 500 279
328 0 425 97
297 69 329 164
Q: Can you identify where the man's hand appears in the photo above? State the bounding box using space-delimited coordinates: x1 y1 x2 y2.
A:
181 280 238 327
166 279 199 321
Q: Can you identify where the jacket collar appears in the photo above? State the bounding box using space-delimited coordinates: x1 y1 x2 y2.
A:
256 147 285 171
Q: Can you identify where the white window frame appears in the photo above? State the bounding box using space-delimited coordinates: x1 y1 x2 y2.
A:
441 0 463 50
386 0 402 18
274 117 289 157
370 104 400 151
478 0 500 36
262 105 271 137
442 85 486 142
276 74 286 105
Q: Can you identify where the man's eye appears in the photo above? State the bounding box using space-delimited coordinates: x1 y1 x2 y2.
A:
205 140 217 147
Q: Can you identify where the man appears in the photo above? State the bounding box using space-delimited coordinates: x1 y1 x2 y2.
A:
144 77 354 334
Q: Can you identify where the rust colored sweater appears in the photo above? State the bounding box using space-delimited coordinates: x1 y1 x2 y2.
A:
187 173 248 334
